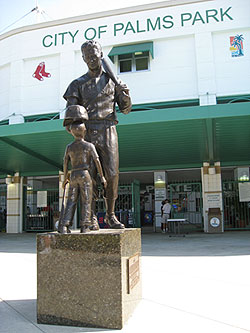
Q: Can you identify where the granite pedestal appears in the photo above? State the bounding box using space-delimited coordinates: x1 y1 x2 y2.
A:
37 228 141 329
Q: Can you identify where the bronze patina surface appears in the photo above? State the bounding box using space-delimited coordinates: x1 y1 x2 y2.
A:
63 40 132 230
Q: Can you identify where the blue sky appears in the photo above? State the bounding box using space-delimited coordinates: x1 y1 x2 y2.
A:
0 0 164 34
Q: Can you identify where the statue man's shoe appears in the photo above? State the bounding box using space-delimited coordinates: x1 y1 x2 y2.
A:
89 215 100 231
80 225 91 233
105 214 125 229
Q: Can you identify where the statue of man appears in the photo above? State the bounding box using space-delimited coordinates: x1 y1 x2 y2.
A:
63 40 132 229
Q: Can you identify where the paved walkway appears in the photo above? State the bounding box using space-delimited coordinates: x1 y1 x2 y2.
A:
1 231 250 332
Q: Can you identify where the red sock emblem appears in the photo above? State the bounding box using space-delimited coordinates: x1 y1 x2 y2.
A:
40 62 51 78
32 62 51 81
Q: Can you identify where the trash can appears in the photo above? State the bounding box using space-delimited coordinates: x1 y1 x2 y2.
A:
207 208 223 233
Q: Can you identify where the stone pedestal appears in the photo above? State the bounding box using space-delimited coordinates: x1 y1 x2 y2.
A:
37 229 141 329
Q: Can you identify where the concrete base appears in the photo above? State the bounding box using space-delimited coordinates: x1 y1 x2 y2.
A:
37 229 141 329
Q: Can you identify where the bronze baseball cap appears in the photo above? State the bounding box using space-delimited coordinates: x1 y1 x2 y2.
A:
63 105 88 126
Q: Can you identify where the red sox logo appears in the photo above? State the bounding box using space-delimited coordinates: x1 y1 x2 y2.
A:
32 62 51 81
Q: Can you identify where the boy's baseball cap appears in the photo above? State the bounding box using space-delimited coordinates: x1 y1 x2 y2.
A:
63 105 88 127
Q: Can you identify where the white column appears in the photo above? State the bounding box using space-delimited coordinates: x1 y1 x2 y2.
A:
154 171 167 231
195 32 217 106
6 173 24 233
201 162 223 233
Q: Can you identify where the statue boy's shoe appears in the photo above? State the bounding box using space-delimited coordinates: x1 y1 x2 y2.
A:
89 215 100 231
58 225 71 234
104 214 125 229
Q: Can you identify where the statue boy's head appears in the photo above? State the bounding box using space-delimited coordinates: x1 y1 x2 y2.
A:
81 40 103 71
70 122 86 139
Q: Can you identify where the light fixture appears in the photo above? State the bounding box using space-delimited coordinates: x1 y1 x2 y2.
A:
5 175 13 185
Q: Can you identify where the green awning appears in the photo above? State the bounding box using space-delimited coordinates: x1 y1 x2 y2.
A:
1 102 250 178
108 42 154 63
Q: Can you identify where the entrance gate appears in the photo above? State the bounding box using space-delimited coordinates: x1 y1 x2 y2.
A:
169 182 203 229
76 181 141 229
23 181 140 231
23 188 59 232
222 181 250 230
94 181 141 228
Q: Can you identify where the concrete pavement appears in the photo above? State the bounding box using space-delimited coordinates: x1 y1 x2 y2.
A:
1 231 250 332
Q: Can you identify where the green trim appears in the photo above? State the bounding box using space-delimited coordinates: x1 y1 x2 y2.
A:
130 99 199 111
119 163 203 172
217 94 250 104
0 120 9 126
221 161 250 167
20 170 60 177
25 112 60 122
108 42 154 63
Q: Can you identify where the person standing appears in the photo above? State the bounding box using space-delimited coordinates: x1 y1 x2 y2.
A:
161 199 171 233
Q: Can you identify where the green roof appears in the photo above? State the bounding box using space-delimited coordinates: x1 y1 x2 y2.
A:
0 102 250 178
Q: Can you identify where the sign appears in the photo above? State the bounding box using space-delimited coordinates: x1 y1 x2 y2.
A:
41 6 234 47
206 193 222 208
128 253 140 293
37 191 47 207
32 62 51 81
239 182 250 202
155 188 166 201
210 217 220 228
230 34 244 57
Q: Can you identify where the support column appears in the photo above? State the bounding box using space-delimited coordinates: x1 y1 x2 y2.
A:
201 162 223 233
6 173 24 233
59 171 77 229
154 171 167 232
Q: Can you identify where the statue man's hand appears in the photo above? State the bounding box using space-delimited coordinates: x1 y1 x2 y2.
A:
62 179 69 189
115 83 130 97
62 173 70 189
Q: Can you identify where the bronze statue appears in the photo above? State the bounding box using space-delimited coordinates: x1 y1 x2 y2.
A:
63 40 132 229
58 105 107 234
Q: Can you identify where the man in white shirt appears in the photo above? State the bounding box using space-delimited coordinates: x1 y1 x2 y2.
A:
161 199 171 233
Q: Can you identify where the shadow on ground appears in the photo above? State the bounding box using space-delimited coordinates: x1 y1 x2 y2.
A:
0 298 110 333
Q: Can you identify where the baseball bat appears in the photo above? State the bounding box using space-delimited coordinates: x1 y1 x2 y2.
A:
101 57 119 86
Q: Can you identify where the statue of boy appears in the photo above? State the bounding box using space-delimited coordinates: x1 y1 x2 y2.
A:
63 40 132 229
59 105 107 234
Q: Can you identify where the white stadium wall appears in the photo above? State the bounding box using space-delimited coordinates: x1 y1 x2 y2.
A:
0 0 249 120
